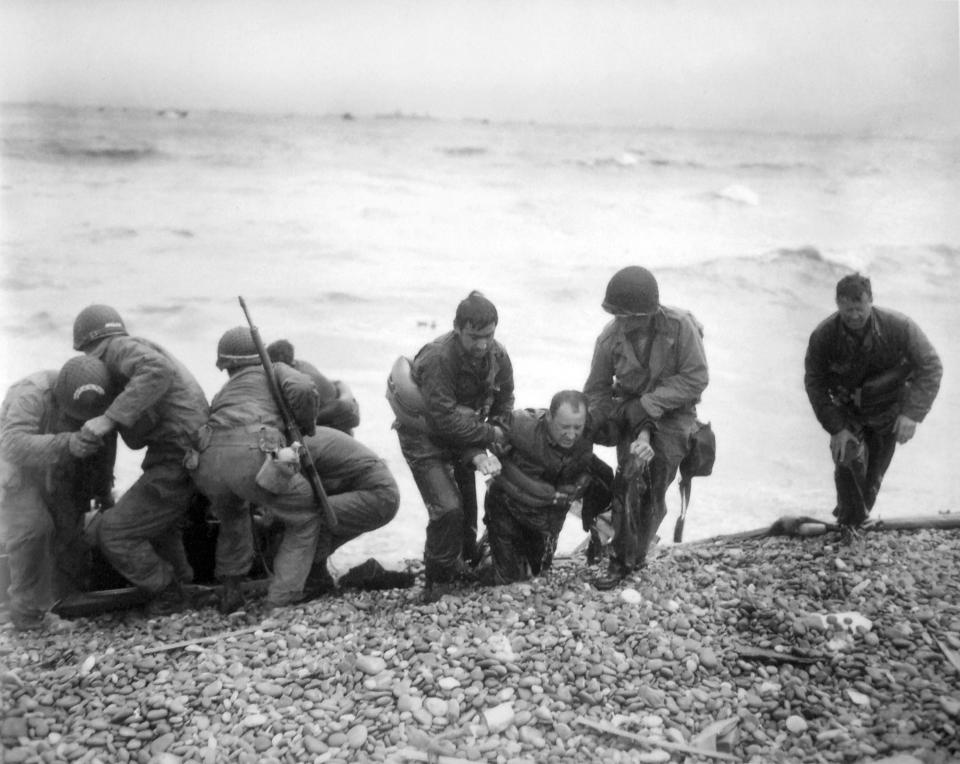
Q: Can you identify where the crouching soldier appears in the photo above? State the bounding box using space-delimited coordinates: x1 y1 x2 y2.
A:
266 339 361 435
1 356 116 632
481 391 612 585
73 305 210 614
194 328 399 613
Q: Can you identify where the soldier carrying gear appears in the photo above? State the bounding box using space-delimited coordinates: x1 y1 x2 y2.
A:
0 357 118 632
585 266 709 589
73 304 128 351
71 303 210 616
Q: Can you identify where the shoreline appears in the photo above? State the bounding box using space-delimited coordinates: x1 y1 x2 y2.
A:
2 526 959 763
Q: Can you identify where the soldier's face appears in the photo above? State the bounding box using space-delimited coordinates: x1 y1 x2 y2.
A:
456 322 496 358
547 403 587 449
837 294 873 331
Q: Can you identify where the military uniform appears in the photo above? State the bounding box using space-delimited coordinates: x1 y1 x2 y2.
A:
483 408 609 584
395 331 514 584
805 306 942 526
85 335 209 595
0 370 114 627
585 305 709 573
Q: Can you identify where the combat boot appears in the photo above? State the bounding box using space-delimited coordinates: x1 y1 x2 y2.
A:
218 575 246 614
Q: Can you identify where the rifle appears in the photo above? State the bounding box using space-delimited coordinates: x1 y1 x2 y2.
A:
238 296 338 530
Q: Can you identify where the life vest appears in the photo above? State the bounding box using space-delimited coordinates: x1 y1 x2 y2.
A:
385 356 430 432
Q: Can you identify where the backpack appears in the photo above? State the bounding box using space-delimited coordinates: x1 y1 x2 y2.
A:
674 420 716 542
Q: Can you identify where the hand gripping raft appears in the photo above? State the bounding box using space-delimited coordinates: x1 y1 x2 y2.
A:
238 296 338 530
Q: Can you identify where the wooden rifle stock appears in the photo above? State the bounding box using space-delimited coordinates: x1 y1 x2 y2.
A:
238 296 338 530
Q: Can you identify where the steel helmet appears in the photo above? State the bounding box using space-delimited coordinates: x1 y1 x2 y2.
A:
216 327 261 370
602 266 660 315
55 355 114 422
73 305 128 350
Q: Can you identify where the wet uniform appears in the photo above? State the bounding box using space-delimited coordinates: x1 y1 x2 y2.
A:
804 306 942 526
584 306 708 572
0 371 115 626
396 331 514 583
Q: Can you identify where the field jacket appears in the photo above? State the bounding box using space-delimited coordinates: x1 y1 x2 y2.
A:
206 363 318 436
804 307 942 434
584 306 708 445
86 335 209 461
490 408 595 509
410 331 514 450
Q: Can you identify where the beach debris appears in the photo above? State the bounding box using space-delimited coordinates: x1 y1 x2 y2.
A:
577 716 738 760
620 587 643 604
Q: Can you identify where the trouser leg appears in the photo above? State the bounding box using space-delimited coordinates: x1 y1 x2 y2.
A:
1 484 56 623
485 494 532 585
96 463 193 595
455 463 479 563
611 412 691 571
863 428 897 511
209 494 254 580
834 431 870 526
315 466 400 561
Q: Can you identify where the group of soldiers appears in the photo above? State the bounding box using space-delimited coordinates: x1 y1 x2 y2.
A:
0 267 942 632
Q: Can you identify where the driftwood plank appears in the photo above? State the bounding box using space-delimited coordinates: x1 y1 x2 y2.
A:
575 716 739 761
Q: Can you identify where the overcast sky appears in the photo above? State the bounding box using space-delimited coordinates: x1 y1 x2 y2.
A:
1 0 958 134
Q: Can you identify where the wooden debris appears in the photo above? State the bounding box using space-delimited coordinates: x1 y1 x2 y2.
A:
575 716 739 761
142 625 264 655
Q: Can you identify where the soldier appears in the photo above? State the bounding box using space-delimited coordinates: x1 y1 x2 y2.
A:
266 339 361 434
584 267 709 589
194 327 399 612
804 274 942 542
1 356 116 632
73 305 210 614
481 390 612 585
388 291 514 602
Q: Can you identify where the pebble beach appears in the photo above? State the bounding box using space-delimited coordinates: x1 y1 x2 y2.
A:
2 527 959 764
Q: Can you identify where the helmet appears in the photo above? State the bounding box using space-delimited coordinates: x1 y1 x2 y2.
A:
216 327 261 370
73 305 127 350
55 355 114 422
602 266 660 315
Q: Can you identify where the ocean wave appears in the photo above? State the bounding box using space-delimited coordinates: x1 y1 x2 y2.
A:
439 146 487 157
39 140 162 163
709 184 761 206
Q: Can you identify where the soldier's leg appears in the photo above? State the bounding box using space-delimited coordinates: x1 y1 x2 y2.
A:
96 463 191 595
863 427 898 512
485 494 530 585
833 435 868 527
398 432 463 584
1 483 56 626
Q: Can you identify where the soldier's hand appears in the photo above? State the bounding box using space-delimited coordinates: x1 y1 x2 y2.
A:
830 429 859 463
893 415 918 444
629 433 655 466
82 414 116 439
69 431 101 458
472 452 502 477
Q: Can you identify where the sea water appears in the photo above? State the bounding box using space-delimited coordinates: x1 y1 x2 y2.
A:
2 103 958 569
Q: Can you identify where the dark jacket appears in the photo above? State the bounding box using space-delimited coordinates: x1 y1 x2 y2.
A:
410 331 514 449
293 359 360 433
584 306 708 444
85 335 210 460
804 306 942 434
491 408 595 506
